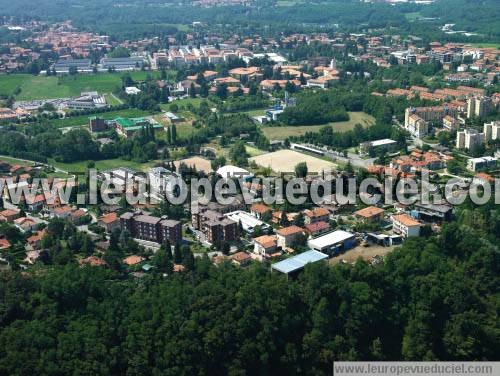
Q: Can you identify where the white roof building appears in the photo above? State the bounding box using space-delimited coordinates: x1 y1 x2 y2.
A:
224 210 270 234
308 230 356 255
216 165 253 180
125 87 141 95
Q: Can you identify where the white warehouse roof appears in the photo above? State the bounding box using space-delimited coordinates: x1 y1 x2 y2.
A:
308 230 355 250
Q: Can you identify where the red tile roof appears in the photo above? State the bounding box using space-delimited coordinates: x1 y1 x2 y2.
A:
354 206 384 218
276 225 303 236
304 221 330 233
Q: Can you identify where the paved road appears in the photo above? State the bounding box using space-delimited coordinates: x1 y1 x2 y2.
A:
325 150 377 168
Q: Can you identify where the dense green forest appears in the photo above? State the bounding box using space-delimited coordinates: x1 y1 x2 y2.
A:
0 0 499 41
0 199 498 374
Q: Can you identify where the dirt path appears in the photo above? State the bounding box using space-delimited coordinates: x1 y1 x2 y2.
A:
329 244 397 265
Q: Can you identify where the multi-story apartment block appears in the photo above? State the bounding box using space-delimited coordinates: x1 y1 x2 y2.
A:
120 212 182 244
405 114 428 138
456 129 484 151
405 105 459 125
442 115 459 131
467 156 498 171
483 121 500 142
467 96 492 118
191 205 239 244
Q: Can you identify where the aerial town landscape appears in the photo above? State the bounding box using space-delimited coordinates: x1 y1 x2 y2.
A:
0 0 498 374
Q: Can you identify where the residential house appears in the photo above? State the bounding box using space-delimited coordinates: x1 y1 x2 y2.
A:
14 217 39 232
304 221 330 237
250 203 271 219
98 212 120 233
0 236 11 250
304 207 330 225
231 251 251 267
0 209 20 223
123 255 145 266
392 214 421 237
276 225 304 249
253 235 278 258
354 206 385 223
27 230 45 250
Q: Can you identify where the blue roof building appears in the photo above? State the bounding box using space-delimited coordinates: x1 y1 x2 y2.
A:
271 250 328 277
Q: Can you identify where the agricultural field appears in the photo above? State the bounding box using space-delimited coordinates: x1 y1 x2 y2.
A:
250 149 336 173
0 71 174 100
261 111 375 140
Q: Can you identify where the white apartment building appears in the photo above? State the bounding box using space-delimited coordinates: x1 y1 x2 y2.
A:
148 167 179 196
467 156 498 171
483 121 500 142
392 214 421 238
456 129 484 150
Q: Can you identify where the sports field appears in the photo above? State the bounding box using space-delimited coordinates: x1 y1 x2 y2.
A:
262 111 375 140
250 149 336 173
174 156 213 174
0 71 174 100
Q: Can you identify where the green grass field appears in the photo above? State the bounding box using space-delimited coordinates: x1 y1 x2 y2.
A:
0 71 175 100
404 12 422 21
104 93 123 106
48 158 158 173
245 145 266 157
160 97 209 112
262 111 375 140
0 155 36 167
469 43 500 49
243 109 267 117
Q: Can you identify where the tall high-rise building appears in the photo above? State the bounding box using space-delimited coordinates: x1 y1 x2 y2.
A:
483 121 500 142
467 96 492 118
456 128 484 150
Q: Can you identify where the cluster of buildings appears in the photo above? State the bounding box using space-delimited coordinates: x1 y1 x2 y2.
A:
455 121 500 171
52 56 146 73
119 211 182 245
360 40 499 83
11 92 108 115
174 59 340 100
403 94 496 139
1 21 112 73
